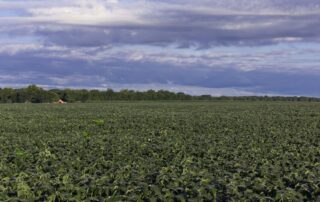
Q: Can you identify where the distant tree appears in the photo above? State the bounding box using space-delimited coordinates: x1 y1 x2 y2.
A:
43 91 60 103
24 85 45 103
79 89 90 102
0 85 320 103
89 90 101 101
146 90 156 100
105 89 114 100
0 88 15 103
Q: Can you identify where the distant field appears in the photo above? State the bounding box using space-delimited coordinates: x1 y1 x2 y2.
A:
0 102 319 201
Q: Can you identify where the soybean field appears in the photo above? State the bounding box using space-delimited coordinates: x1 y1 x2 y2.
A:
0 102 319 201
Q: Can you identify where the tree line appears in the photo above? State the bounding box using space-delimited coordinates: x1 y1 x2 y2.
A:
0 85 319 103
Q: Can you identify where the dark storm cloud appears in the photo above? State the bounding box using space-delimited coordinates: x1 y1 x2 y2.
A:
1 50 320 96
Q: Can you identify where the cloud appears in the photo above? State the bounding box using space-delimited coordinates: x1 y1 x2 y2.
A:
0 45 320 96
0 0 320 96
1 0 320 47
1 43 319 73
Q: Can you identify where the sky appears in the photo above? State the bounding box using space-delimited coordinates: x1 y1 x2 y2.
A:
0 0 320 96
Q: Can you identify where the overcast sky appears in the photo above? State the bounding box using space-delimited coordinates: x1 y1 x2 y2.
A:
0 0 320 96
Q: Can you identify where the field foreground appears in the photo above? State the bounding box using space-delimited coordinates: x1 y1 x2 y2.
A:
0 102 319 201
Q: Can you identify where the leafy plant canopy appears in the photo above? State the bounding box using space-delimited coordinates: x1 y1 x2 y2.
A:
0 102 319 201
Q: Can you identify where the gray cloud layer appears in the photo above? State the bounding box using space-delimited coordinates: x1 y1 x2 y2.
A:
2 0 320 47
0 0 320 96
1 49 320 96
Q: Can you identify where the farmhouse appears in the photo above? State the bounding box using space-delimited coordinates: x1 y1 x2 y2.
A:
57 99 66 104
